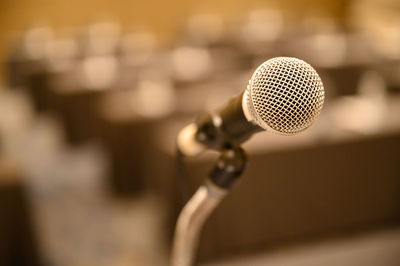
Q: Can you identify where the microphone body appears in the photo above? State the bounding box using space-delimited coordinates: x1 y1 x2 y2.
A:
177 92 260 155
177 57 325 156
196 92 262 145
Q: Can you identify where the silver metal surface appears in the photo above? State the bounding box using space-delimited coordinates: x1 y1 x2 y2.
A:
245 57 325 135
171 181 227 266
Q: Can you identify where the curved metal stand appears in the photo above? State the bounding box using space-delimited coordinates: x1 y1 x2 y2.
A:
171 147 247 266
170 181 227 266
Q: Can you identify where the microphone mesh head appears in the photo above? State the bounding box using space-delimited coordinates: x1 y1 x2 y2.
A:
246 57 325 135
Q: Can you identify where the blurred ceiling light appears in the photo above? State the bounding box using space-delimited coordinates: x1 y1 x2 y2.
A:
172 46 212 81
82 56 118 90
134 79 176 118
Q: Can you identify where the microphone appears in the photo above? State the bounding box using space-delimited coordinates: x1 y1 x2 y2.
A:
172 57 325 266
177 57 325 156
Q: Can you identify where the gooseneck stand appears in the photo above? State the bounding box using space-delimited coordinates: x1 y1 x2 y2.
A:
171 147 247 266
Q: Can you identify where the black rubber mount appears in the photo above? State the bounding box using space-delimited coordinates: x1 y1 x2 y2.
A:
194 92 262 152
209 146 247 189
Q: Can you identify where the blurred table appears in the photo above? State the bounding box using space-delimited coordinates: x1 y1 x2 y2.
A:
203 227 400 266
0 158 43 266
153 95 400 263
96 89 166 194
46 56 123 144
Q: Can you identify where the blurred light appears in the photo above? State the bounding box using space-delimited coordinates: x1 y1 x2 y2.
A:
172 46 212 81
45 39 78 72
134 79 176 118
307 33 347 67
82 56 118 89
330 71 387 134
24 27 54 60
358 70 387 99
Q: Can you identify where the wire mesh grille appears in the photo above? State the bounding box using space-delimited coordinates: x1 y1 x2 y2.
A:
248 57 325 134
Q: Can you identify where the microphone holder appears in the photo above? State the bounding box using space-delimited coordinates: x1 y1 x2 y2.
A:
171 147 247 266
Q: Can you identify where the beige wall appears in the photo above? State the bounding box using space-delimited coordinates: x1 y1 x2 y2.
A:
0 0 346 83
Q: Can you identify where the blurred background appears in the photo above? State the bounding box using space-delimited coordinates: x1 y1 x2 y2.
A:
0 0 400 265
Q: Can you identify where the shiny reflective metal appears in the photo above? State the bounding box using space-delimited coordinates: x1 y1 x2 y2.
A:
245 57 325 135
171 181 227 266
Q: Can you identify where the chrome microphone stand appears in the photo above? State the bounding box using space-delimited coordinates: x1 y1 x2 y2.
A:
171 147 247 266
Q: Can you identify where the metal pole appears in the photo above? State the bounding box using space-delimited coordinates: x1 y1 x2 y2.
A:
171 181 227 266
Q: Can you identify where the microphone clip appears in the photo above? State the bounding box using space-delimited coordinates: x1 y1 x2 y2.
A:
194 112 232 151
194 92 262 153
209 146 247 189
